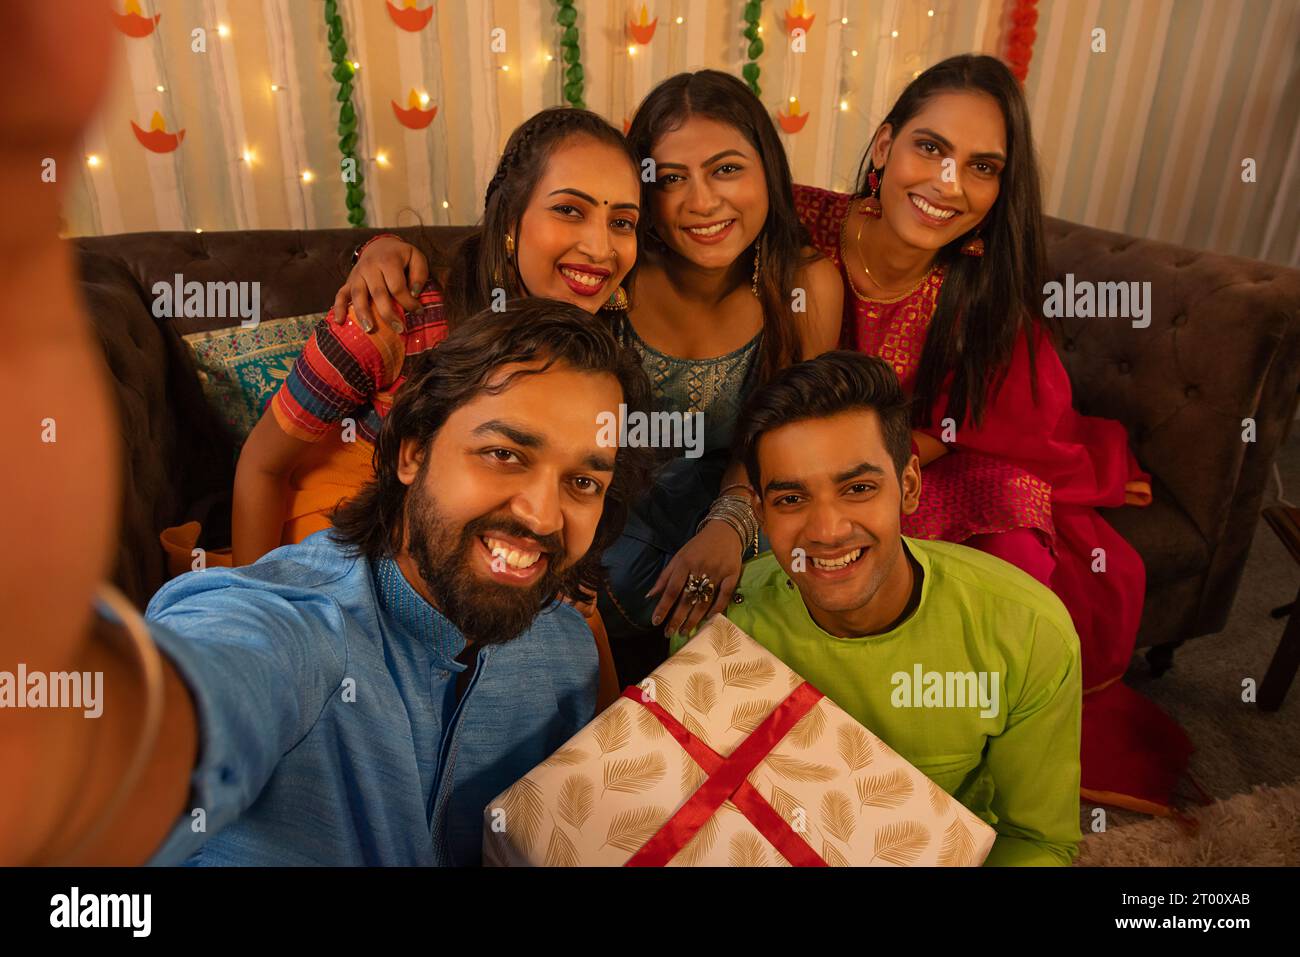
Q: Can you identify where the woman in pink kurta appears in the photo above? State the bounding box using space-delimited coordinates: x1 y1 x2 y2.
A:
794 55 1193 818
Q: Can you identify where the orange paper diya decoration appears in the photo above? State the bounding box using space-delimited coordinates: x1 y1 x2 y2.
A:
392 89 438 129
777 97 810 133
386 0 434 32
112 0 160 38
784 0 815 34
628 4 658 44
131 111 184 152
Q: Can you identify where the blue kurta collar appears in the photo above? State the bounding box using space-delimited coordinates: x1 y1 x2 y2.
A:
374 555 468 666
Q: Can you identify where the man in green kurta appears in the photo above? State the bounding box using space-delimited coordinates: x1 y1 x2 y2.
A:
670 352 1082 866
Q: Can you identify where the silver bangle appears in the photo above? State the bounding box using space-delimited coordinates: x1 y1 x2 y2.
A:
697 494 759 558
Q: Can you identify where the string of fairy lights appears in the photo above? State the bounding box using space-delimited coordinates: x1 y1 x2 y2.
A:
81 2 957 232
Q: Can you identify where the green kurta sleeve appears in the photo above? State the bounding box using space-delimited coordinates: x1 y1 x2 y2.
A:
981 615 1082 866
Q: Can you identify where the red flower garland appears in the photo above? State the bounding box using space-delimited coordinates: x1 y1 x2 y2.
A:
1003 0 1039 85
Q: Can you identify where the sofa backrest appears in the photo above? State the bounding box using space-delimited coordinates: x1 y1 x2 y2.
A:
74 225 472 604
75 219 1300 616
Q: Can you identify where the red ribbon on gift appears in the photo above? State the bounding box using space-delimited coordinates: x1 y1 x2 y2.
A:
620 682 829 867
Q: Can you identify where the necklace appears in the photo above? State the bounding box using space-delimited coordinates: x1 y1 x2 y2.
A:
838 198 935 303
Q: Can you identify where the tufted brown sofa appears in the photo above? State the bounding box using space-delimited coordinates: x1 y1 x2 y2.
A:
72 218 1300 665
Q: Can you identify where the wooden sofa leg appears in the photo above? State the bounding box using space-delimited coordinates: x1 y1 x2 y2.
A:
1145 640 1184 678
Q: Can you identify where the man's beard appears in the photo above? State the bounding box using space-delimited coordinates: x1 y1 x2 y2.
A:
404 482 576 647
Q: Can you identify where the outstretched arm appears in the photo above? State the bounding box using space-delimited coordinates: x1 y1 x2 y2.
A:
0 0 199 865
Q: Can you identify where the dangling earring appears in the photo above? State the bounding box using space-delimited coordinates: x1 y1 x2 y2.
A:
603 286 630 311
504 234 515 258
751 236 762 299
960 230 985 257
861 167 883 218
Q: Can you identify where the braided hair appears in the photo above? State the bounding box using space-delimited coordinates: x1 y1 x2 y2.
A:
442 108 641 327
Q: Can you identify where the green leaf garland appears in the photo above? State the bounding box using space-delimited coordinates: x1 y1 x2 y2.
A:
742 0 763 96
325 0 367 226
556 0 585 108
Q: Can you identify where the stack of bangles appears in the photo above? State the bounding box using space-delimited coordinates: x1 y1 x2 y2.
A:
696 485 760 561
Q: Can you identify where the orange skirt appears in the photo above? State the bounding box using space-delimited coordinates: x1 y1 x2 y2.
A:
160 429 620 711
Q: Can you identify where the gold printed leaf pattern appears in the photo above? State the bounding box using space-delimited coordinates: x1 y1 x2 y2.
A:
822 839 851 868
871 820 930 866
856 768 913 809
728 831 769 867
939 817 977 867
681 757 706 797
635 705 667 740
682 711 710 744
685 672 718 714
603 752 668 795
836 724 874 771
765 752 837 783
671 650 707 666
544 825 580 867
769 785 803 824
788 670 803 692
787 703 827 749
709 625 742 659
820 790 856 843
605 806 670 853
646 675 676 713
729 698 776 734
721 658 776 691
499 777 545 854
557 774 595 830
541 746 588 767
593 708 632 755
673 813 720 866
928 779 949 816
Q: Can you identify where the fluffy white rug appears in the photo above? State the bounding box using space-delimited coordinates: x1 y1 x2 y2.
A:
1075 782 1300 866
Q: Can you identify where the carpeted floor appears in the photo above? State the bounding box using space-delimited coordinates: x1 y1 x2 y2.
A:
1078 781 1300 866
1079 427 1300 864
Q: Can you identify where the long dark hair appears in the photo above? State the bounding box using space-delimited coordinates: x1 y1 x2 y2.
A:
856 54 1052 430
331 299 656 600
440 108 641 327
626 70 816 386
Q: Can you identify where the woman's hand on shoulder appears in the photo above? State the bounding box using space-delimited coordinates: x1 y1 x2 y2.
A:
330 236 430 334
795 251 844 359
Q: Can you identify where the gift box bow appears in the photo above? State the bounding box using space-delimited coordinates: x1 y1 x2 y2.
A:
484 617 994 867
620 680 829 865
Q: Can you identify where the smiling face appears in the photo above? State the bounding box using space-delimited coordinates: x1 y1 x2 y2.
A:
395 360 623 644
512 135 641 309
755 410 922 637
649 116 770 270
871 90 1006 252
